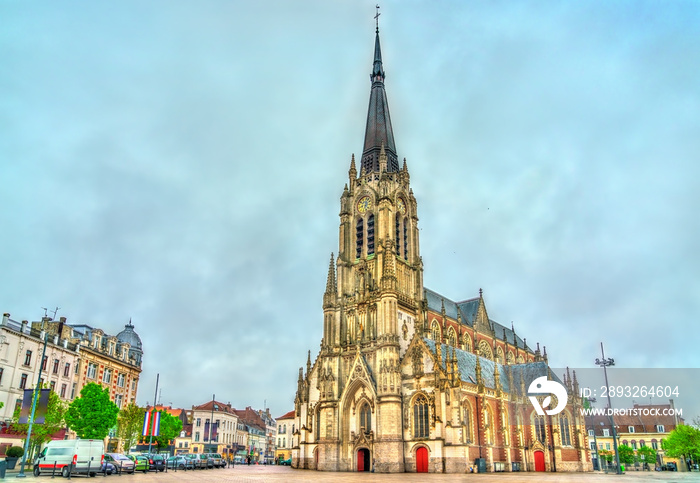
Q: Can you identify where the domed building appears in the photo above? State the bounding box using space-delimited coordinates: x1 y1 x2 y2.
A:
117 320 143 367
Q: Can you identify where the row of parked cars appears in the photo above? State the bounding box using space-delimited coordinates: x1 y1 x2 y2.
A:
32 438 228 478
80 453 229 475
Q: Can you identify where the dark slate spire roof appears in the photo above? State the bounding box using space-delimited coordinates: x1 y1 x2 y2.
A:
361 29 399 173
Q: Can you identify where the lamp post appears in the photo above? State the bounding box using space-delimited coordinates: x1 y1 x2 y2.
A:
17 318 53 478
595 342 621 475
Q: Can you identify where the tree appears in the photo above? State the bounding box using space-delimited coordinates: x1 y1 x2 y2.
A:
599 449 614 463
65 383 119 439
617 444 635 466
117 404 144 454
148 411 182 451
637 445 656 469
11 386 67 460
662 424 700 463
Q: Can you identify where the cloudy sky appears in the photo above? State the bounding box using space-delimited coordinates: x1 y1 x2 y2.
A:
2 1 699 419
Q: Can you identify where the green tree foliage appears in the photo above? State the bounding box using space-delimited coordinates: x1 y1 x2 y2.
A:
599 449 614 463
117 404 144 454
11 387 67 459
637 445 656 468
617 444 635 465
662 424 700 462
149 411 183 451
65 383 119 439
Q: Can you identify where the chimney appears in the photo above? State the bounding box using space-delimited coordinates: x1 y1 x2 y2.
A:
1 313 9 325
21 320 28 333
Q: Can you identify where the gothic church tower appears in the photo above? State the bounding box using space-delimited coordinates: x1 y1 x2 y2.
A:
293 25 424 472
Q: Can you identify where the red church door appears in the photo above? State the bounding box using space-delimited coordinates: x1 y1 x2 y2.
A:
534 451 545 472
357 448 370 472
416 447 428 473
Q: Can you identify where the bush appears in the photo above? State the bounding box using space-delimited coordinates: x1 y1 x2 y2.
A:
6 446 24 457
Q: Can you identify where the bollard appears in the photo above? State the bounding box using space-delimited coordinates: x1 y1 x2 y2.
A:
52 460 57 478
67 462 72 480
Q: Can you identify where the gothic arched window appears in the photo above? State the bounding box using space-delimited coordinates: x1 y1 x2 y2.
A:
463 334 472 352
356 218 363 258
496 347 504 364
395 216 401 256
447 327 457 347
367 214 375 255
560 414 571 446
403 216 408 259
506 351 515 364
431 321 441 342
535 416 546 443
484 407 494 445
462 402 472 443
413 394 429 438
478 340 493 360
360 402 371 434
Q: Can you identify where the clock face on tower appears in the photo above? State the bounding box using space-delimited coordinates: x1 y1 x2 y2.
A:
357 196 372 213
397 197 406 215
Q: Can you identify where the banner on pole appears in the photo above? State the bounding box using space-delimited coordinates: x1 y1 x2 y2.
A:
142 410 161 437
19 389 50 424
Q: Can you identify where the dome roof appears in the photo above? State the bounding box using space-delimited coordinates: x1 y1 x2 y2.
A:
117 320 143 352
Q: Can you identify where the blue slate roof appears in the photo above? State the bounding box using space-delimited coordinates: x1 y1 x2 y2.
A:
422 338 553 396
424 287 527 349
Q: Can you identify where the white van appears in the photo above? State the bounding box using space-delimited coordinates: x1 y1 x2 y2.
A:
34 439 104 477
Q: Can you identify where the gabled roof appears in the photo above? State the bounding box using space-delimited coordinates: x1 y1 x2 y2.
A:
192 400 237 416
276 410 295 421
424 287 527 349
234 406 266 431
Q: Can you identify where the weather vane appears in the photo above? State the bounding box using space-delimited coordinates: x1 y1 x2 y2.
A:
375 5 380 32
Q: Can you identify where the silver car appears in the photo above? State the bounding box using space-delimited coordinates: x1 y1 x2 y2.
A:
104 453 136 474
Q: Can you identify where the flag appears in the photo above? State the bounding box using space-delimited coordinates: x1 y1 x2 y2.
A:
142 410 161 437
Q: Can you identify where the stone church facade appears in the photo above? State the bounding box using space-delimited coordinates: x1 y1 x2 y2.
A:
292 27 591 474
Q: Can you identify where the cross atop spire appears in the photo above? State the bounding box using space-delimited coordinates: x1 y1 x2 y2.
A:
361 14 399 174
375 5 380 33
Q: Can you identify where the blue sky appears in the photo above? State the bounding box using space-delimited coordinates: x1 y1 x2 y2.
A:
2 1 699 418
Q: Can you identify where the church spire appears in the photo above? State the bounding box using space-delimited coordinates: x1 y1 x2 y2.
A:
325 253 336 294
361 17 398 174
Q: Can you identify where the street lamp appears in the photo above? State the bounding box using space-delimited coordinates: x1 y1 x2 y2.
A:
595 342 621 475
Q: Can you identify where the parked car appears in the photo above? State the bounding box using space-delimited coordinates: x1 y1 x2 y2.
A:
194 453 213 469
146 454 166 472
33 439 104 478
280 457 292 466
100 461 116 475
126 454 149 473
104 453 135 474
182 454 202 469
166 455 194 470
207 453 223 468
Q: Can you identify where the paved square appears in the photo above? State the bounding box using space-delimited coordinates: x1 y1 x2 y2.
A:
13 466 699 482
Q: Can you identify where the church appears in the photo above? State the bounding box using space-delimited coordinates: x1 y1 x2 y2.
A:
292 24 591 474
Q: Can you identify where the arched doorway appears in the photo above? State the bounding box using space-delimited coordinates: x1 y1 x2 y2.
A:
534 450 545 472
416 447 428 473
357 448 370 472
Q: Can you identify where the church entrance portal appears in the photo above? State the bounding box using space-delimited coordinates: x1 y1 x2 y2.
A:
416 447 428 473
534 451 546 472
357 448 370 472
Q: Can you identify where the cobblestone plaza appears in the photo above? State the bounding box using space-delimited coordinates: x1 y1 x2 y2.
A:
9 466 699 482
